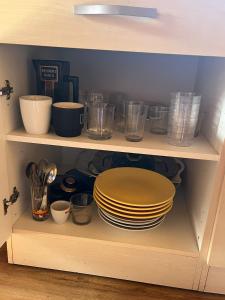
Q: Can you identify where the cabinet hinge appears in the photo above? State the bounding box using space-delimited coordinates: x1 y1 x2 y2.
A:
3 187 19 215
0 80 13 100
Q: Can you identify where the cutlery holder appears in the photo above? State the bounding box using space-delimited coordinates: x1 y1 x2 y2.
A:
31 183 50 221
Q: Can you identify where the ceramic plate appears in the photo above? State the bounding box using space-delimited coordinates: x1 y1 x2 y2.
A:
94 189 173 214
99 208 160 223
99 207 163 226
94 191 173 214
98 209 165 231
95 167 175 207
94 194 173 220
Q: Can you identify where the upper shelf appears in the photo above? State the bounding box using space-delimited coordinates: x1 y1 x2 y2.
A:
6 128 220 161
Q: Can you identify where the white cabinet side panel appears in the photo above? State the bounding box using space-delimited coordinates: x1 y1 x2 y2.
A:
0 123 11 247
0 44 36 230
208 177 225 268
185 160 218 249
12 232 198 290
205 267 225 294
195 57 225 153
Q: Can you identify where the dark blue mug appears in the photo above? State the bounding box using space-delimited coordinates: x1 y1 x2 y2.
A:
52 102 84 137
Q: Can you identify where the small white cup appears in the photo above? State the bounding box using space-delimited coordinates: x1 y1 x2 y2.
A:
19 95 52 134
50 200 70 225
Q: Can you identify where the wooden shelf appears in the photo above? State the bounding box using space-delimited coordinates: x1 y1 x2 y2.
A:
13 191 199 257
7 128 219 161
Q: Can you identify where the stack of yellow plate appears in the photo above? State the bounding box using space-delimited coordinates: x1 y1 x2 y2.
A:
94 167 176 230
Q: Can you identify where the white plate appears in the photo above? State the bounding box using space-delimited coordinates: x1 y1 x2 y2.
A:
99 207 160 223
99 207 162 226
98 209 165 231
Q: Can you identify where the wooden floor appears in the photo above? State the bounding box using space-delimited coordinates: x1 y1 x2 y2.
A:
0 245 225 300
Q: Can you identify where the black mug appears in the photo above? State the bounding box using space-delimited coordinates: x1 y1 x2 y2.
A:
52 102 84 137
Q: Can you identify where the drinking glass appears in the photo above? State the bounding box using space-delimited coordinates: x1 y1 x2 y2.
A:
86 102 115 140
167 92 201 146
109 92 128 133
31 184 49 221
71 193 93 225
88 92 105 104
125 101 148 142
149 105 169 134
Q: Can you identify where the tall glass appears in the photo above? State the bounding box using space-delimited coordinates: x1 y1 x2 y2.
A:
88 92 105 104
125 102 148 142
31 184 49 221
149 105 169 135
167 92 201 146
109 92 128 133
86 102 115 140
70 193 93 225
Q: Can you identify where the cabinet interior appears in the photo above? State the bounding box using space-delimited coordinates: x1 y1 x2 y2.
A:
1 43 225 256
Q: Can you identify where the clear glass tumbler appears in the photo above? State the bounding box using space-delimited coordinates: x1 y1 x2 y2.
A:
149 105 169 135
31 184 49 221
109 92 128 133
71 193 93 225
125 101 148 142
86 102 115 140
168 92 201 146
87 92 105 104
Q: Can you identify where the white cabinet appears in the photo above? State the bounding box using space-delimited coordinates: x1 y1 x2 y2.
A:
0 19 225 292
1 0 225 56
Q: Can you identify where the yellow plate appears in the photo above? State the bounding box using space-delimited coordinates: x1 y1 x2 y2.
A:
94 190 173 213
94 187 173 211
95 167 176 207
94 195 173 219
94 191 172 215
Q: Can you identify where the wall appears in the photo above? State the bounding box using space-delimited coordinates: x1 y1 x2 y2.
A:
194 57 225 152
32 46 199 103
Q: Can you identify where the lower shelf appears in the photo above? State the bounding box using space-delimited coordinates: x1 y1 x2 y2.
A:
13 191 198 257
10 192 199 289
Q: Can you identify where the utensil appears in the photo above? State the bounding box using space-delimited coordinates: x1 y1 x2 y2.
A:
37 159 49 184
39 163 57 211
30 163 41 187
171 159 185 187
26 162 36 179
43 163 57 186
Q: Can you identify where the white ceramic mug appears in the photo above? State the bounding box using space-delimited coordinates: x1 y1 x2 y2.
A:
19 95 52 134
50 200 70 225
